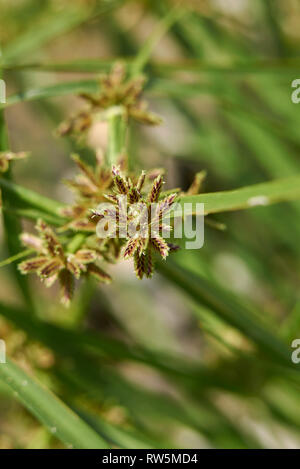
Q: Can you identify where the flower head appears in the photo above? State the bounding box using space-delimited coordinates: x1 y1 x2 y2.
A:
59 153 115 231
18 220 111 306
57 63 162 141
94 166 179 279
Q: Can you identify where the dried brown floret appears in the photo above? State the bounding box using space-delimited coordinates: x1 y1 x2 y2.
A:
18 220 111 306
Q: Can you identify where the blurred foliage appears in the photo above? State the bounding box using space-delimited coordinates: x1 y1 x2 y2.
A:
0 0 300 449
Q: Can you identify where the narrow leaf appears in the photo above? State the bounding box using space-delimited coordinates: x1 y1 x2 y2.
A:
0 359 109 449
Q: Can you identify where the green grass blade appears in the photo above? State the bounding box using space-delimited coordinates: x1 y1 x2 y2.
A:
0 249 33 268
280 301 300 343
0 359 109 449
0 177 65 217
131 7 184 76
0 72 34 308
157 260 291 365
1 207 65 225
3 57 300 78
0 78 216 109
1 80 99 109
2 6 93 66
224 110 299 179
178 175 300 215
74 407 165 449
2 1 125 66
0 301 219 388
6 57 300 74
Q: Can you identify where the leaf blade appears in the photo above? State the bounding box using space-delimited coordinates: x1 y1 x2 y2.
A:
0 359 109 449
178 175 300 215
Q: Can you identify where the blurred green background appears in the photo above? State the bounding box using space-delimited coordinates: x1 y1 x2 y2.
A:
1 0 300 449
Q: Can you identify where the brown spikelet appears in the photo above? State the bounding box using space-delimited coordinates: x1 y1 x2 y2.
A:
147 168 164 181
167 243 180 253
74 112 92 133
59 205 86 219
130 106 163 126
68 219 97 232
112 165 128 195
71 154 97 185
43 274 58 288
136 170 146 192
56 119 73 137
63 177 97 197
18 257 48 274
148 175 163 203
124 238 139 259
151 235 170 260
157 193 177 219
127 177 133 190
186 171 206 196
56 112 92 138
59 270 74 307
104 193 119 203
145 248 154 278
158 224 172 236
36 220 64 258
39 259 63 278
20 233 44 252
66 256 82 278
117 153 128 172
87 264 112 284
122 76 145 104
128 187 140 203
78 93 100 106
110 62 126 87
134 251 146 279
74 249 97 264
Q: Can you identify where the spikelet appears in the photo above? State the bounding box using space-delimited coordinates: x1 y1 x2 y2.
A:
112 165 128 195
134 251 146 279
145 248 154 278
148 175 163 203
156 193 177 220
20 233 44 252
36 220 64 259
39 259 63 278
136 170 146 192
18 257 48 274
186 170 206 196
59 270 74 307
151 236 170 260
87 264 112 284
128 187 140 203
124 238 139 259
167 243 180 253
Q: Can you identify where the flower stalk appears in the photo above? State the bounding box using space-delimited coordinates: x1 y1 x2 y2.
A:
106 106 127 167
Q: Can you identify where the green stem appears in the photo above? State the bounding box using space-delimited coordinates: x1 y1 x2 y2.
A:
66 233 87 254
0 53 35 309
106 106 127 167
0 249 33 268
